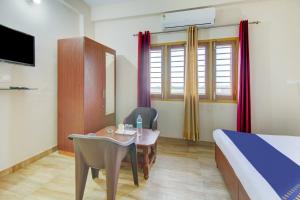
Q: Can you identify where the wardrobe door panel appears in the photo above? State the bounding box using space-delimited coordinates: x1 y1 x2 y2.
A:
103 47 116 127
84 38 105 133
105 52 115 115
58 38 85 152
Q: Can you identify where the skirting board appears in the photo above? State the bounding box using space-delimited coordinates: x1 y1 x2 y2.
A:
58 150 75 157
0 146 58 178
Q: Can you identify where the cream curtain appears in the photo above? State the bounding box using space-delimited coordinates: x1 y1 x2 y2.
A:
183 26 200 141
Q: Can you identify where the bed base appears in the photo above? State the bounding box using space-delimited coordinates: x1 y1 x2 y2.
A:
215 145 250 200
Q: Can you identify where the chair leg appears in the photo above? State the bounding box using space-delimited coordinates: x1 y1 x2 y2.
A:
75 150 89 200
143 147 150 180
106 160 122 200
91 168 99 179
129 143 139 186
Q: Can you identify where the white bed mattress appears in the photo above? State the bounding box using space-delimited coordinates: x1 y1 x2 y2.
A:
213 129 300 200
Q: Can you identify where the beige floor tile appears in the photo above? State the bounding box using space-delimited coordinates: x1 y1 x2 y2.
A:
0 139 229 200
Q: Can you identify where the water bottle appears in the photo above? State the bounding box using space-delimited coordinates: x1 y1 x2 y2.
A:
136 114 143 136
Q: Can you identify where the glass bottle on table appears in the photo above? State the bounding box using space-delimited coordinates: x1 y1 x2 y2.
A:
136 114 143 136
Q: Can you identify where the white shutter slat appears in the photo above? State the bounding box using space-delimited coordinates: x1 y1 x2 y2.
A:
215 44 233 96
170 46 185 95
197 46 207 95
150 48 163 94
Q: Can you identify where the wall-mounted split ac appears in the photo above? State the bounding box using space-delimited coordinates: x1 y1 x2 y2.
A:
161 7 216 30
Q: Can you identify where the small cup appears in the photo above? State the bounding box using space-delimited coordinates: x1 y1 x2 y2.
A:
118 124 124 131
125 124 133 131
128 124 133 130
124 124 129 131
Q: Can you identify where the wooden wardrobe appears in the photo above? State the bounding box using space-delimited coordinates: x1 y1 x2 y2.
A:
58 37 116 153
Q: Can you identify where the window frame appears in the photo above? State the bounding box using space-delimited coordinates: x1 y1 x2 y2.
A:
212 39 238 102
197 42 210 100
167 44 186 100
150 37 238 103
149 46 164 100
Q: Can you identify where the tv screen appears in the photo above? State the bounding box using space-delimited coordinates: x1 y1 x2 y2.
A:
0 24 35 66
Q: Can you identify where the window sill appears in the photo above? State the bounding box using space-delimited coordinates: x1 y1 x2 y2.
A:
151 98 237 104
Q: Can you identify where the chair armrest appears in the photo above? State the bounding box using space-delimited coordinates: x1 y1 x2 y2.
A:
68 133 82 140
68 133 136 147
152 113 158 130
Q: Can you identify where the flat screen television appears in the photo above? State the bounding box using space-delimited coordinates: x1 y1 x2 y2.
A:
0 24 35 66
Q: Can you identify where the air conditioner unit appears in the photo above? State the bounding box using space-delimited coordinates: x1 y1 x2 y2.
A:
161 7 216 30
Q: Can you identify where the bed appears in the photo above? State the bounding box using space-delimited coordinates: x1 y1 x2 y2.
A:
213 129 300 200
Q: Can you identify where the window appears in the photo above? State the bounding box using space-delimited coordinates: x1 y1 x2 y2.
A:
150 37 237 102
169 45 185 97
199 39 237 101
150 43 186 99
197 44 209 99
213 41 237 100
150 47 163 97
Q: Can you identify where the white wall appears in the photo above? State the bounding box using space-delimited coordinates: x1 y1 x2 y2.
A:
64 0 94 38
0 0 93 171
94 0 300 141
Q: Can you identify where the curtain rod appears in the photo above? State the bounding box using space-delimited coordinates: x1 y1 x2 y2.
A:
133 21 260 36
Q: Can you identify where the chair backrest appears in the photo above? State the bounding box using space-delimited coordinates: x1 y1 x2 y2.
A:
69 134 134 169
124 107 158 129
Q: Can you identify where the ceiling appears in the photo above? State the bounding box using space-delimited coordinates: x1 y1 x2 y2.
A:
83 0 133 6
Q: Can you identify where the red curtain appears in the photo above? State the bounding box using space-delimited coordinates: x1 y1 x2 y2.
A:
237 20 251 133
137 31 151 107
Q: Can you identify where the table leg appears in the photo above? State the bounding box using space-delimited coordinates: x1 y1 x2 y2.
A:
143 147 150 180
152 142 157 164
